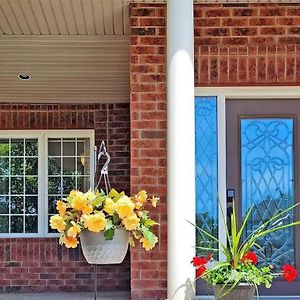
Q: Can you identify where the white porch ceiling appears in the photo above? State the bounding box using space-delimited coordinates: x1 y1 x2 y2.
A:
0 0 130 103
0 0 129 35
0 35 129 103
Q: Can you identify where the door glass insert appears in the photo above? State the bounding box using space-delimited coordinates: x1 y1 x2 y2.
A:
195 96 218 255
241 118 295 268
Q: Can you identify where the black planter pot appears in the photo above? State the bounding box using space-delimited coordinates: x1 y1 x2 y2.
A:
213 284 255 300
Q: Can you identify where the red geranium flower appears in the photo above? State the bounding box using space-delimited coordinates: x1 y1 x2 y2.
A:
191 254 212 267
196 265 206 278
241 252 258 265
282 265 297 282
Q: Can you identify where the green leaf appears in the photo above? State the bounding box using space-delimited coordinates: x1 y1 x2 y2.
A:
241 202 300 248
236 205 253 246
104 219 115 240
65 196 73 204
109 189 125 201
140 224 156 246
109 188 119 198
104 228 115 240
113 212 120 225
195 246 219 252
187 220 219 243
143 218 159 227
92 194 105 207
217 197 234 256
105 219 114 230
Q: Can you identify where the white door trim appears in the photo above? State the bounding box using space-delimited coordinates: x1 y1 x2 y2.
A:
195 86 300 98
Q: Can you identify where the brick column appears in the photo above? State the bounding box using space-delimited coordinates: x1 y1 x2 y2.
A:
130 3 167 300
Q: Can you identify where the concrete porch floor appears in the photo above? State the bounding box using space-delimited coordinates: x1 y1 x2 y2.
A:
1 294 300 300
0 292 131 300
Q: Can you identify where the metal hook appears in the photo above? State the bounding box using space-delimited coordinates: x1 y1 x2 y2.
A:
94 141 111 194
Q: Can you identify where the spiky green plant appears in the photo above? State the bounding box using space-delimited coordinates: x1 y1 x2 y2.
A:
191 200 300 298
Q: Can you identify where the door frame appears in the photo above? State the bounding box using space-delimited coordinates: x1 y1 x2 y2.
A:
195 86 300 260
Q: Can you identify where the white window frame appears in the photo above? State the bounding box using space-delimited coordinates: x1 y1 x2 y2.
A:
195 86 300 260
0 130 95 238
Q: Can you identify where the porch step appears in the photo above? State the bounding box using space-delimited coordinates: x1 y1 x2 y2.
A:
0 292 130 300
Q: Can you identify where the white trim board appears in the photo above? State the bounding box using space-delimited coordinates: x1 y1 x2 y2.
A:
195 86 300 99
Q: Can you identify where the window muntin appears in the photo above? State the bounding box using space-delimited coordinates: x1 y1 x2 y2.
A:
0 131 94 237
47 137 91 233
0 138 39 234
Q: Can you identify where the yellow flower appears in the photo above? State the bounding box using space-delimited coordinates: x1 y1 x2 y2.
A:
84 189 96 202
151 196 159 208
84 212 107 232
134 201 143 210
137 190 147 202
69 190 78 198
115 195 135 218
122 214 140 230
71 191 88 211
67 221 81 238
104 197 115 215
133 230 142 239
82 204 93 215
56 200 67 216
137 211 143 218
140 236 158 251
133 190 148 209
63 236 79 248
50 215 66 232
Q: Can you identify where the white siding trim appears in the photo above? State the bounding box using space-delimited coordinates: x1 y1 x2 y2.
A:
217 95 226 261
195 86 300 99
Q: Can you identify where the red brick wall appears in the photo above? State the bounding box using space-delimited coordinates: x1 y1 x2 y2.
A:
195 4 300 86
130 4 167 300
0 103 130 293
130 3 300 299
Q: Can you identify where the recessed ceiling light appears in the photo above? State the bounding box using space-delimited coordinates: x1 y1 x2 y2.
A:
18 73 31 80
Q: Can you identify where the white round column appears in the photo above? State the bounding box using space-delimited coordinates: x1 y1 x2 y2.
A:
167 0 195 299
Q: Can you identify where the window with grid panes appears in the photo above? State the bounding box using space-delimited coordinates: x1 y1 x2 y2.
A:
0 131 94 237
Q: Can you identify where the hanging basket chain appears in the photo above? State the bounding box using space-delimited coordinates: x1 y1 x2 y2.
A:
94 141 111 194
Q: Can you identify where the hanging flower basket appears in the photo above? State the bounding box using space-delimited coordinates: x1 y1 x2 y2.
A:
80 228 129 264
50 142 159 265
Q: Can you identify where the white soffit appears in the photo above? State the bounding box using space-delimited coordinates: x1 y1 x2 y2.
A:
0 0 131 104
0 0 129 35
0 35 130 103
